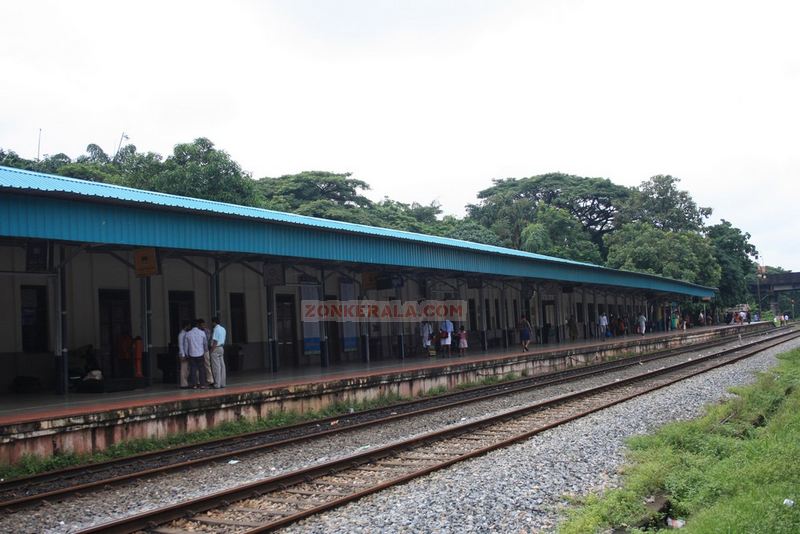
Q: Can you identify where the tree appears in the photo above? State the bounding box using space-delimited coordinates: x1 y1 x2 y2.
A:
256 171 372 221
77 143 111 165
35 153 72 174
467 173 631 252
0 148 37 170
605 222 721 288
57 162 125 184
705 220 758 307
520 204 602 263
621 175 711 232
362 198 447 233
151 138 260 206
436 216 503 246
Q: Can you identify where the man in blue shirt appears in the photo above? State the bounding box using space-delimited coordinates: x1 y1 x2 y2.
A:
210 316 227 388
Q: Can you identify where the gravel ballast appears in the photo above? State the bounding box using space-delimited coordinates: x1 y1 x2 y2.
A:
279 338 800 534
3 336 797 533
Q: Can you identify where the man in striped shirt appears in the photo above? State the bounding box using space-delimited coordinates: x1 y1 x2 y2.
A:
183 319 209 388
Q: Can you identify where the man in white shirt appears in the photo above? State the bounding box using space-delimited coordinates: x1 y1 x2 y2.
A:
177 321 191 388
420 321 433 354
210 317 227 388
598 313 609 340
183 320 209 388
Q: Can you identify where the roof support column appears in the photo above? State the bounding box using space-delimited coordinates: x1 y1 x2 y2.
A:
479 281 488 351
139 276 152 385
398 274 405 360
361 281 370 363
534 283 542 344
211 258 220 321
582 288 589 340
554 286 562 343
457 276 466 332
266 282 278 372
319 266 329 368
56 244 69 395
500 282 509 350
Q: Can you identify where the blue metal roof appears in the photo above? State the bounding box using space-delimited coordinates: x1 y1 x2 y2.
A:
0 165 715 297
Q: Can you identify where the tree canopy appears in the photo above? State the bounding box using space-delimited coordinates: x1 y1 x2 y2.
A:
468 173 631 252
621 174 712 232
706 220 758 307
605 222 722 288
520 204 602 264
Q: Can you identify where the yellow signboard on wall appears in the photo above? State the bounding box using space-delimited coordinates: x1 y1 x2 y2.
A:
134 248 159 277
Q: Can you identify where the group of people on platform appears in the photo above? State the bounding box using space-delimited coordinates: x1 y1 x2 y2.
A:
598 312 648 339
177 317 227 389
421 319 468 357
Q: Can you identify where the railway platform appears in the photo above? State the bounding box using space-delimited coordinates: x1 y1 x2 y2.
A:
0 322 774 464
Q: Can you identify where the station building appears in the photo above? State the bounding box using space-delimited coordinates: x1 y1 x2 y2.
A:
0 165 715 394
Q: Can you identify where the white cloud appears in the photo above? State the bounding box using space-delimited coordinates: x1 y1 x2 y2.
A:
1 0 798 269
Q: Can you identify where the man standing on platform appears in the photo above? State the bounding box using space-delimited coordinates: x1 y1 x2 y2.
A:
210 317 227 389
598 312 609 340
183 319 208 388
177 321 191 388
197 318 214 386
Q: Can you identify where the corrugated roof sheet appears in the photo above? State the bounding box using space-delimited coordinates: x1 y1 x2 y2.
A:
0 165 715 294
0 165 594 263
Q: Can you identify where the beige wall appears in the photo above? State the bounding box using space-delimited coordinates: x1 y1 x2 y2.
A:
0 242 656 390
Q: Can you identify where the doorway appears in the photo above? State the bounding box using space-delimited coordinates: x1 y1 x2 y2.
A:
99 289 131 378
21 285 49 353
275 294 298 367
168 291 195 351
541 299 556 344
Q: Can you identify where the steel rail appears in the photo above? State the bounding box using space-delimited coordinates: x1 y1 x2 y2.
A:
74 330 800 534
0 327 786 511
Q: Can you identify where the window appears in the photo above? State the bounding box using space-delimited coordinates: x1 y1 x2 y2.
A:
229 292 248 344
21 286 48 352
494 299 500 329
468 299 477 331
484 298 491 330
513 299 518 327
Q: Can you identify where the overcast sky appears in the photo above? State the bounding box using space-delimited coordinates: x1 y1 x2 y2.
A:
2 0 798 270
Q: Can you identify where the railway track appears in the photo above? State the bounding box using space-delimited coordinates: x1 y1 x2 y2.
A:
0 327 790 512
72 328 799 533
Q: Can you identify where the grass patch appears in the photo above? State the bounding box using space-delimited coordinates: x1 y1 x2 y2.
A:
559 348 800 533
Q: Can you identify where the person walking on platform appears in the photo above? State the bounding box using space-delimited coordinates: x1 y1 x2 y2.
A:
421 320 433 356
177 321 191 388
637 313 647 336
519 315 532 351
183 320 208 388
210 317 227 388
567 315 578 342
